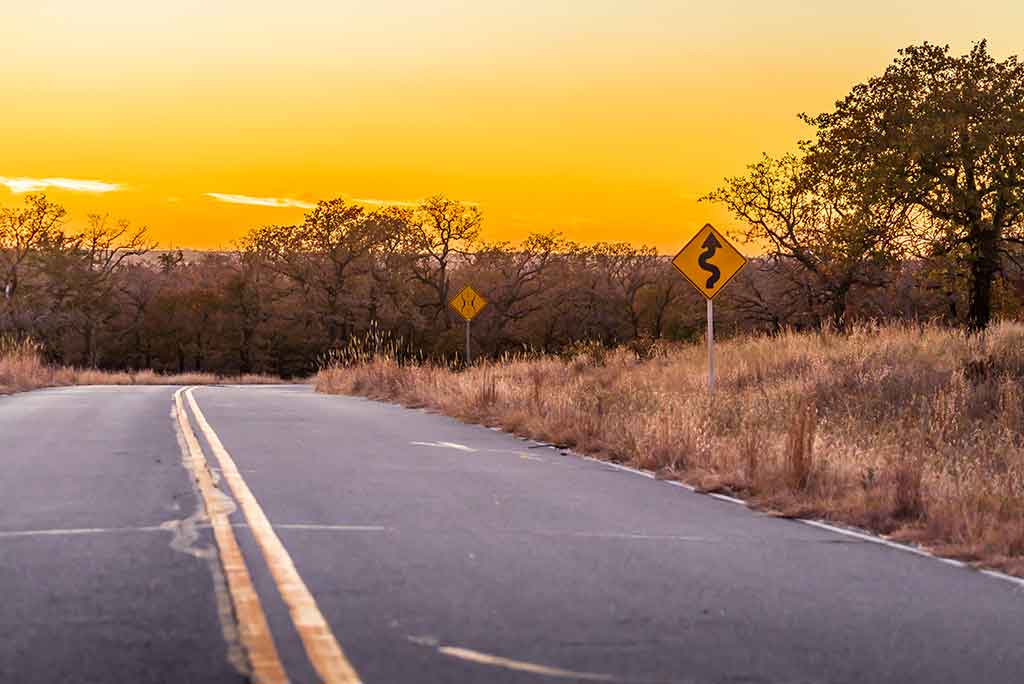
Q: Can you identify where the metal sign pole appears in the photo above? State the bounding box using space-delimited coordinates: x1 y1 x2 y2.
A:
707 298 715 392
465 319 472 365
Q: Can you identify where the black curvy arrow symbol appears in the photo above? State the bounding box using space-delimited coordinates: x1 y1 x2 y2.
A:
698 233 722 289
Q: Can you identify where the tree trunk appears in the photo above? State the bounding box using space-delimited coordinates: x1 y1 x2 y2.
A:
828 281 851 331
83 323 96 367
239 326 253 375
195 331 205 371
438 264 450 331
967 227 999 331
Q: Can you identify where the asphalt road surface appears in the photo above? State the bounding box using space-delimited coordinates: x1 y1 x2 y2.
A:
2 384 1023 684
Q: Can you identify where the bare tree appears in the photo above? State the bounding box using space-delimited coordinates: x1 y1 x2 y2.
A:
403 195 481 331
53 214 152 366
465 231 569 349
588 242 660 339
0 194 67 331
241 199 378 346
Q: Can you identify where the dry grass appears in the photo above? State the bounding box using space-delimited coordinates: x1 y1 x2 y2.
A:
316 321 1024 577
0 336 282 395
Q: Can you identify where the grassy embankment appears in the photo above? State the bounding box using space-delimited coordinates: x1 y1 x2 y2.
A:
316 322 1024 576
0 337 279 395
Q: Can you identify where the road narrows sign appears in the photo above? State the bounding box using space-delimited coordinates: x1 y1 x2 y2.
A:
671 223 747 300
449 284 487 363
671 224 747 392
449 284 487 322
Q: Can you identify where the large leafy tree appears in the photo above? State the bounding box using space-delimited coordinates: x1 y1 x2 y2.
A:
803 41 1024 330
703 153 910 327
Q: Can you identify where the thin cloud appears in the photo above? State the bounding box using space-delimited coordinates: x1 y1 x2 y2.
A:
351 196 420 208
207 192 477 211
0 176 121 193
206 193 316 209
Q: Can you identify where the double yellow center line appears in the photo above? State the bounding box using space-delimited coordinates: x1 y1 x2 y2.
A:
174 387 361 684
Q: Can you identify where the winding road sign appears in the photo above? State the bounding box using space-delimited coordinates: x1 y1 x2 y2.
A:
450 284 487 322
671 223 747 299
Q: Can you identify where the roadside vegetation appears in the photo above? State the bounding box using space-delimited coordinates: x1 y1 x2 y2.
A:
317 321 1024 576
0 336 279 395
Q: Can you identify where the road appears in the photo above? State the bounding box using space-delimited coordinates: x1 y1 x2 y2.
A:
1 384 1022 684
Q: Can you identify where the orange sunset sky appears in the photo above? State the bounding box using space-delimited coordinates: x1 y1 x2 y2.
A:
1 1 1021 252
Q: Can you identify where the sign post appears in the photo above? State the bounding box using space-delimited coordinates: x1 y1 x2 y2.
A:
671 223 747 391
706 298 715 391
449 284 488 364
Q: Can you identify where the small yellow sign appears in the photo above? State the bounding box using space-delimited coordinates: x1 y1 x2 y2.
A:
671 223 747 299
449 284 488 321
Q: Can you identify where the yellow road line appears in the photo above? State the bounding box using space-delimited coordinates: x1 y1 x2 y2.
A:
173 388 288 684
185 387 363 684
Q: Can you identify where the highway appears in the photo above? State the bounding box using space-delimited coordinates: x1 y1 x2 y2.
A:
1 384 1022 683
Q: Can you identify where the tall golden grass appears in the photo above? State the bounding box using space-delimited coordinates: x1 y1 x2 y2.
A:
316 321 1024 576
0 335 281 394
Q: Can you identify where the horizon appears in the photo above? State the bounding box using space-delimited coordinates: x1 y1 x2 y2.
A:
2 2 1022 252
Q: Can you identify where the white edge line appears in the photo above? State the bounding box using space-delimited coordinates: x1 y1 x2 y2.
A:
543 444 1024 590
980 568 1024 588
582 456 654 479
707 492 747 505
800 519 958 563
324 398 1024 591
0 525 166 538
802 519 1024 588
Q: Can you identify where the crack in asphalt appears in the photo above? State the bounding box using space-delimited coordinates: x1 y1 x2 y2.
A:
169 402 250 679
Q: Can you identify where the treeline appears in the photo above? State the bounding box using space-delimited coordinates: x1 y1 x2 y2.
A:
1 41 1022 376
2 191 1021 377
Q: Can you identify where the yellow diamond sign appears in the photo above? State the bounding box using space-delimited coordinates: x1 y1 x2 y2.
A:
449 284 488 321
671 223 747 300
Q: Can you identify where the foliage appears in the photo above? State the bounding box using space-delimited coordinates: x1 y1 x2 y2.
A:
707 41 1024 331
702 153 910 326
803 41 1024 330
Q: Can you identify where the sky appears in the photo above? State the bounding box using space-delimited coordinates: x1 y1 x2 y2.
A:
1 1 1021 252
